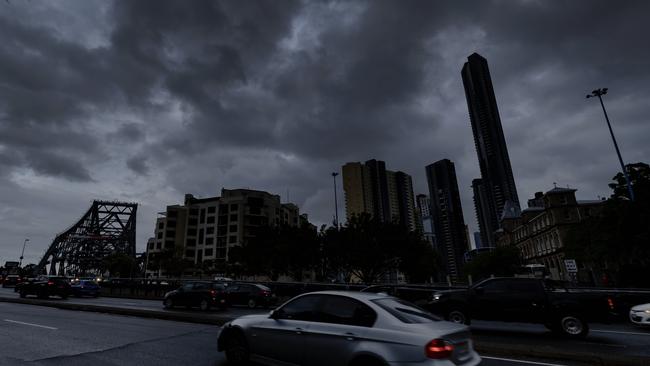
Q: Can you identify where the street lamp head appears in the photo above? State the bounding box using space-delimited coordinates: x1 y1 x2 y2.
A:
586 94 592 98
332 172 339 177
602 88 608 94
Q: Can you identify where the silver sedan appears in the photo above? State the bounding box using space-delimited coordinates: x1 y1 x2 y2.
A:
217 290 480 366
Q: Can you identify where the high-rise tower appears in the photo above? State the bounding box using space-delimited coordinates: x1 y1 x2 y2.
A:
462 53 520 245
425 159 468 281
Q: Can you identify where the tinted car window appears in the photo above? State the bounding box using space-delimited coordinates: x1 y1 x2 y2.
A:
320 296 376 327
255 284 271 291
182 283 194 291
506 280 540 292
372 298 441 324
193 282 209 290
478 279 508 293
278 295 322 321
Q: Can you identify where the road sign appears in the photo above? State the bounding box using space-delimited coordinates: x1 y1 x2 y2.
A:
564 259 578 273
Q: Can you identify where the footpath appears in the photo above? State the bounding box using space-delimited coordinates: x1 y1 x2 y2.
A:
0 294 647 366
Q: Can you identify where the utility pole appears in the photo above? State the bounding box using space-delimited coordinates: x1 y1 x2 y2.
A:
586 88 635 201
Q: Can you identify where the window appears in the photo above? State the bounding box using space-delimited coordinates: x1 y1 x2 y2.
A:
218 216 227 225
193 282 209 290
206 227 214 235
278 295 322 321
164 240 175 249
477 279 508 293
205 248 213 256
166 230 175 237
168 210 178 218
158 222 164 230
229 224 237 232
185 239 196 247
198 228 204 244
185 249 195 258
206 237 214 245
156 242 162 249
230 214 238 222
200 208 206 224
249 206 261 215
506 279 540 293
207 206 216 214
230 204 238 212
157 232 163 239
372 298 440 324
207 216 215 224
228 236 237 244
189 208 199 216
148 242 154 250
188 218 198 226
182 283 194 291
319 296 376 327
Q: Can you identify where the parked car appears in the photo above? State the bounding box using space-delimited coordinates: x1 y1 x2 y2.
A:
629 303 650 326
218 291 480 366
163 281 228 311
226 283 276 308
19 276 71 299
71 279 100 297
426 277 617 338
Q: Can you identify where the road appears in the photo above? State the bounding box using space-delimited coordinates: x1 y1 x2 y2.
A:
1 288 649 365
0 301 585 366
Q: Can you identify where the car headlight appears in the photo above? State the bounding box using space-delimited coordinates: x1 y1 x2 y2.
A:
645 309 650 314
432 294 442 301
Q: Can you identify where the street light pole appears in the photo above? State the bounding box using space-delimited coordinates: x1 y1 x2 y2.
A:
586 88 635 201
19 238 29 267
332 172 340 228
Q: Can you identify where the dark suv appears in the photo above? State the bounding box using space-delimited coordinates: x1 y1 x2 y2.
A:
163 281 228 311
19 276 71 299
226 283 276 308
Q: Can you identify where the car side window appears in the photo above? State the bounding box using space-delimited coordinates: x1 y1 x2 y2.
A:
506 280 540 293
319 296 377 327
193 283 209 290
278 295 322 321
480 280 508 293
182 283 194 291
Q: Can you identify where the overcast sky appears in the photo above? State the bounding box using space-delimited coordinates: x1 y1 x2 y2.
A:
1 0 648 265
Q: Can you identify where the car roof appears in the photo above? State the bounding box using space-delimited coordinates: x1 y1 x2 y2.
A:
299 290 390 302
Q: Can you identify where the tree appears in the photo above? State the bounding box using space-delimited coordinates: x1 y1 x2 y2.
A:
463 246 522 281
565 162 650 287
102 253 137 278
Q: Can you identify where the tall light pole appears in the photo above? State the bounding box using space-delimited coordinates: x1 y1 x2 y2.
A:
332 172 340 228
586 88 635 201
19 238 29 267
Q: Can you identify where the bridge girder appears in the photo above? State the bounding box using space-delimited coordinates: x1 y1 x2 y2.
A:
37 200 138 277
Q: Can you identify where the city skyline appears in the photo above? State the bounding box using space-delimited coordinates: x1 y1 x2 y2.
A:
2 1 650 264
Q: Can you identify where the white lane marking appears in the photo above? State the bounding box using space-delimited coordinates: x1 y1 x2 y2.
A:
481 356 567 366
4 319 58 330
592 329 650 337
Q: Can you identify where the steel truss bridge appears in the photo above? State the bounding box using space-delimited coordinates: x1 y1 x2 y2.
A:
37 200 137 276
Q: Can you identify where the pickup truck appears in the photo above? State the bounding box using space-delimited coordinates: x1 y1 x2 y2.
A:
425 277 616 338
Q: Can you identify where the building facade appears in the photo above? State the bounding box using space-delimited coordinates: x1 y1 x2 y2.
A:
425 159 469 281
496 187 605 280
342 160 417 231
462 53 520 247
146 188 305 277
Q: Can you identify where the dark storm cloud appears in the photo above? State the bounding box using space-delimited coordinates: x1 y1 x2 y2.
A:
1 0 649 261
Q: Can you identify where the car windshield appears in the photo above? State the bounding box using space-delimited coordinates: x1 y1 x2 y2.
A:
372 298 442 323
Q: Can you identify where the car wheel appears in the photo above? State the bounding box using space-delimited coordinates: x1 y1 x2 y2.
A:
199 299 210 311
557 315 589 338
446 309 470 325
247 298 257 309
225 333 249 366
163 298 174 309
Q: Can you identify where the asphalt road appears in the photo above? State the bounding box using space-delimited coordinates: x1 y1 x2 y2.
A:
0 301 586 366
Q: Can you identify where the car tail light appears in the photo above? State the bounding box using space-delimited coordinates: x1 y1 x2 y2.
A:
425 339 454 359
607 297 615 311
210 289 217 297
47 281 54 286
262 290 270 296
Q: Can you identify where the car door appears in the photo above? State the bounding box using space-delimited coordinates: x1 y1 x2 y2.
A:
469 279 509 320
250 294 322 365
227 284 244 305
176 283 194 306
301 295 377 366
500 279 547 322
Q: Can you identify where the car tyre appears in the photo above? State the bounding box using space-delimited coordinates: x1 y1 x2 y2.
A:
556 315 589 338
225 333 249 366
199 299 210 311
163 298 174 309
446 309 470 325
247 298 257 309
